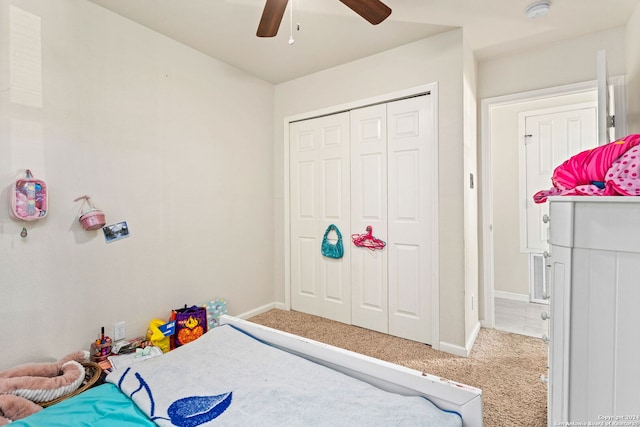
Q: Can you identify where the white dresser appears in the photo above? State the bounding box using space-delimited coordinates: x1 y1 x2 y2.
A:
547 197 640 425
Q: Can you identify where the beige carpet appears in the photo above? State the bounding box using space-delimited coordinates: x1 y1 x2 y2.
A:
249 309 547 427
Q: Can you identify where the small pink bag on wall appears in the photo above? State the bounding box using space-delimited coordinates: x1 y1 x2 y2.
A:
10 169 48 221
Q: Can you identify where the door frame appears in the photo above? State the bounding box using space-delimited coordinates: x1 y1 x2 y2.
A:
283 82 441 348
480 77 626 329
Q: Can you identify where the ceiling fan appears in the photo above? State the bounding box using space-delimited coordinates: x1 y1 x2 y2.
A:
257 0 392 37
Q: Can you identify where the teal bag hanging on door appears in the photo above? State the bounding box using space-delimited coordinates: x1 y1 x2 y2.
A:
321 224 344 259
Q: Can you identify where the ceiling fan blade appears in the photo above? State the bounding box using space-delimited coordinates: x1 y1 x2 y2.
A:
338 0 391 25
257 0 289 37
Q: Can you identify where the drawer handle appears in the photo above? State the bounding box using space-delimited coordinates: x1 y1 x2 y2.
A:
541 312 550 320
542 214 550 223
543 251 550 258
542 334 549 343
540 375 548 384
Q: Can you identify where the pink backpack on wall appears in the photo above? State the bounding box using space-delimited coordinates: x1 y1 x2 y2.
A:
10 169 48 221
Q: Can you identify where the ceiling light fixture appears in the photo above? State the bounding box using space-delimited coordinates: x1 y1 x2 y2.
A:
525 0 551 19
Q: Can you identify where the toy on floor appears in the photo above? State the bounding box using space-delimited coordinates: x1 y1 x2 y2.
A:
0 352 86 425
204 298 227 330
147 319 171 353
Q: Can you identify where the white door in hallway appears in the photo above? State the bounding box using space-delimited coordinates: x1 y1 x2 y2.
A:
522 103 597 253
289 112 351 324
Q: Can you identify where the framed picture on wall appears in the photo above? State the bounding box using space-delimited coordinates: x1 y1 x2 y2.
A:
103 221 130 243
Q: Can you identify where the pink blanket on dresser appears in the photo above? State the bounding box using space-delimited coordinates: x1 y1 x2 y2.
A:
533 134 640 203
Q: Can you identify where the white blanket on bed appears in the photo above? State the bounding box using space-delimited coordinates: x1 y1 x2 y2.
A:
106 325 461 427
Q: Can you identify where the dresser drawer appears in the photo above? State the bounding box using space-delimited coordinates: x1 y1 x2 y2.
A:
548 197 640 252
547 200 574 247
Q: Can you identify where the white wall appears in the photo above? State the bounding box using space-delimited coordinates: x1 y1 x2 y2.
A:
627 1 640 133
274 30 469 349
0 0 274 370
479 27 627 100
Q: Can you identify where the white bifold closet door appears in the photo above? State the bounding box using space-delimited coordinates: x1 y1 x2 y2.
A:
351 96 435 343
290 94 435 344
385 96 435 344
289 112 351 324
350 104 389 334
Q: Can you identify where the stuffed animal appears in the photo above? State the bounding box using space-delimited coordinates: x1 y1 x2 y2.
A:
0 395 42 426
0 352 86 425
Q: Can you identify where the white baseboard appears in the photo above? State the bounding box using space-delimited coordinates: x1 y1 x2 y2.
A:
274 301 289 311
439 341 469 357
494 290 529 302
480 319 492 329
466 321 481 355
235 302 284 320
440 320 481 358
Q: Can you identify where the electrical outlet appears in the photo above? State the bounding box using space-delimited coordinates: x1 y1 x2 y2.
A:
113 321 126 341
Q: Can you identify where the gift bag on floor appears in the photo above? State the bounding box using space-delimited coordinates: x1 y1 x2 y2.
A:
170 305 208 349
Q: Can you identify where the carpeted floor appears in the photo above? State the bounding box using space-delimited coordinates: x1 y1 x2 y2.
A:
249 309 547 427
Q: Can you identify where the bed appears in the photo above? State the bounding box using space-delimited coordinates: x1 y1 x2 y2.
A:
10 315 483 427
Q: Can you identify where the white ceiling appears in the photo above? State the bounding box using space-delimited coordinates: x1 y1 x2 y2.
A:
87 0 640 84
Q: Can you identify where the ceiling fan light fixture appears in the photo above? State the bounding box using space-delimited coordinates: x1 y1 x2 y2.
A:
257 0 391 38
525 0 551 19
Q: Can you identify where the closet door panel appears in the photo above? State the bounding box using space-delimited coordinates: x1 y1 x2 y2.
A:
393 150 420 221
296 162 315 218
360 154 385 218
350 104 388 333
322 158 344 219
297 237 317 296
387 94 435 344
323 260 346 301
291 153 318 302
392 244 421 316
290 112 351 324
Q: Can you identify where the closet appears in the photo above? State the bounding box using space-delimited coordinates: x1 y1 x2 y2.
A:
289 93 436 344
